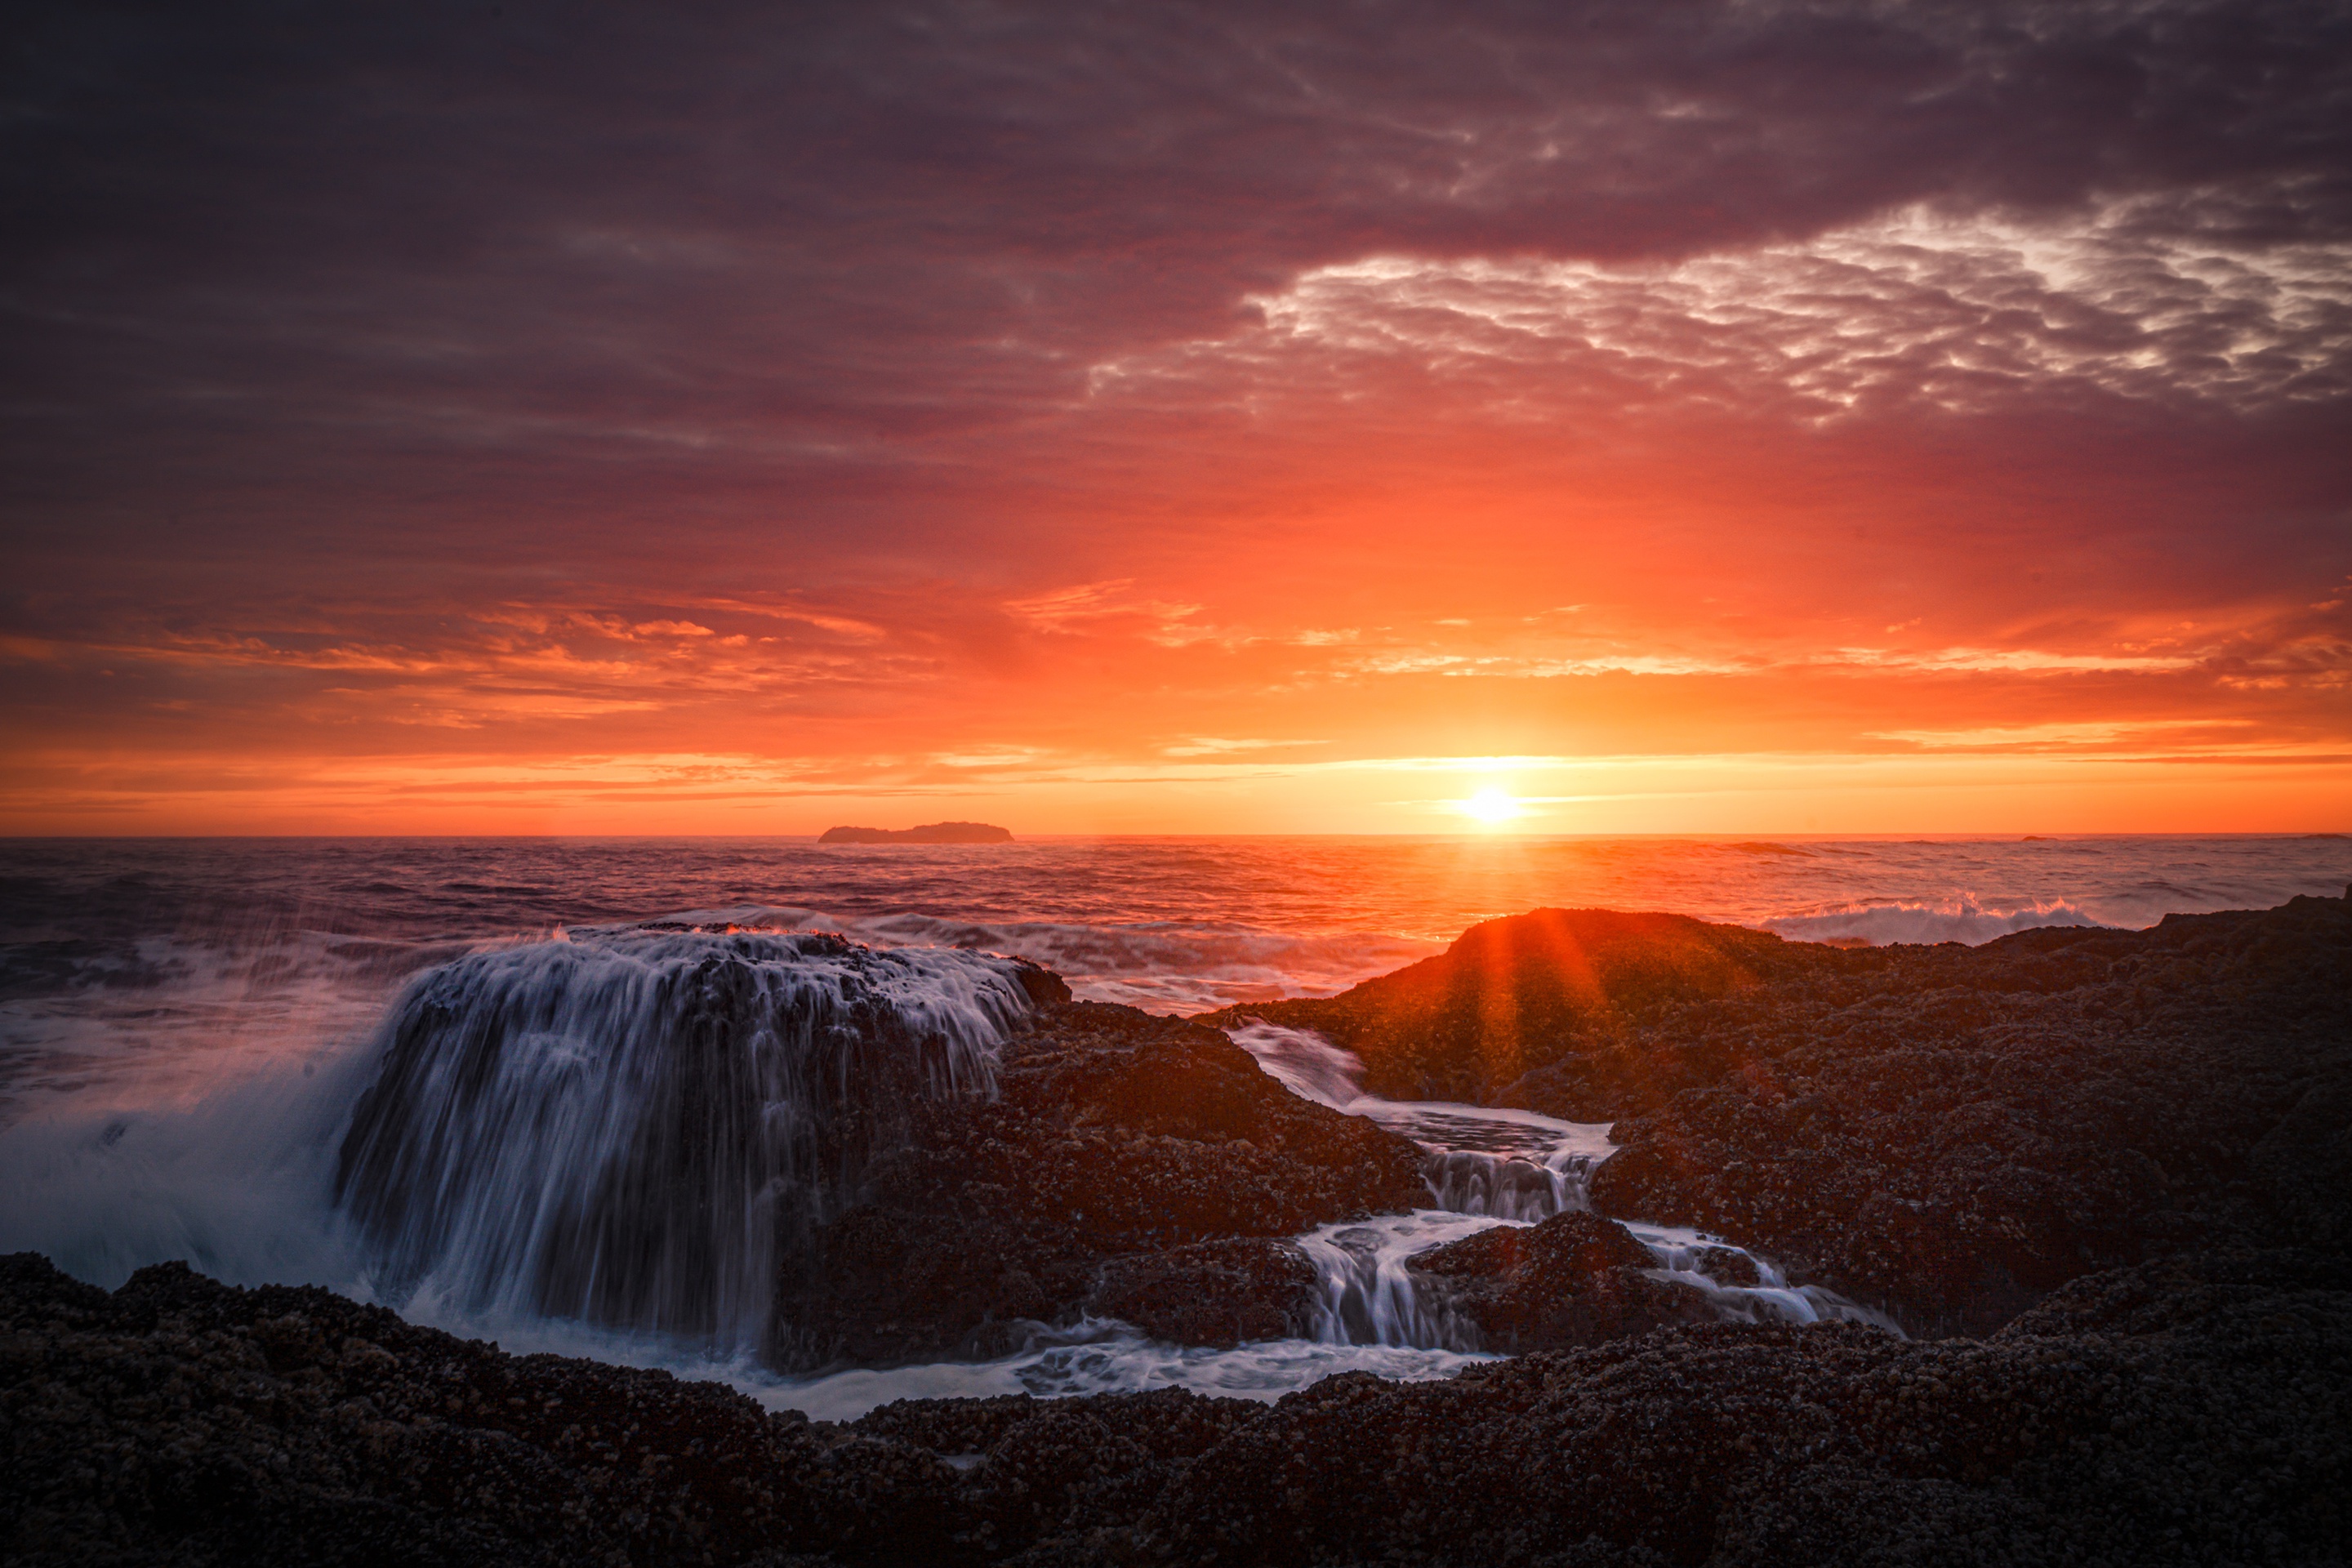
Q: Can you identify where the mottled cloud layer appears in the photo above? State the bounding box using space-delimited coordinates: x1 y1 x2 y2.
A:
2 1 2346 831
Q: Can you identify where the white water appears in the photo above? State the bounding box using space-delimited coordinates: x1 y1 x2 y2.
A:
1762 895 2105 946
335 929 1033 1349
1226 1022 1898 1351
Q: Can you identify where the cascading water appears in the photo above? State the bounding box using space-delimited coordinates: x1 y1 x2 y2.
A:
334 928 1036 1350
1226 1020 1900 1347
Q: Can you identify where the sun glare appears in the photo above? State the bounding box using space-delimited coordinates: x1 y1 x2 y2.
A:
1463 786 1520 826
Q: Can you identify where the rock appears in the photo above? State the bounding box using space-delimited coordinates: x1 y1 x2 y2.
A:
1204 907 1799 1104
0 1253 859 1566
1212 896 2352 1335
776 1208 1098 1365
1085 1238 1319 1347
1407 1211 1713 1352
8 1249 2349 1566
1694 1245 1762 1287
818 822 1014 844
778 1000 1427 1365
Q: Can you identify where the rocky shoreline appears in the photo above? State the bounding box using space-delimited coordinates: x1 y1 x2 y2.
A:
1209 892 2352 1334
7 1249 2345 1565
6 893 2349 1562
776 997 1429 1366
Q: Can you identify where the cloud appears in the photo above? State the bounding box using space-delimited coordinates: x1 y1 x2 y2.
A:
0 1 2345 828
1119 198 2351 420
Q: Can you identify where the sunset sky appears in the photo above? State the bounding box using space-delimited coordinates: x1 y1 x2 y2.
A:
4 2 2347 835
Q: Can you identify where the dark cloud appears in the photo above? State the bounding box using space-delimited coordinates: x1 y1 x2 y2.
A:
7 2 2346 493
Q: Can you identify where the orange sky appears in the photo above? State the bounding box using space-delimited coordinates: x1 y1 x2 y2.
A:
4 4 2347 835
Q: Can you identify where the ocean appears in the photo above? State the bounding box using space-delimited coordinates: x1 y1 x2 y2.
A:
2 833 2345 1419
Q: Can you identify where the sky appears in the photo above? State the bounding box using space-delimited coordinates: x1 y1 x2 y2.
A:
3 1 2347 835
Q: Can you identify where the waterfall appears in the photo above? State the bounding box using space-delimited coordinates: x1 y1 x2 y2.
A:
1227 1018 1901 1348
333 929 1035 1349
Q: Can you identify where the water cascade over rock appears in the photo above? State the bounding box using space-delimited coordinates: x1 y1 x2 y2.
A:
334 929 1046 1348
1226 1019 1898 1348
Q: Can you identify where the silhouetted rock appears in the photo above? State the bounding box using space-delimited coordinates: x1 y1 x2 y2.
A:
1211 894 2352 1334
1408 1210 1713 1351
1205 907 1802 1104
11 1250 2347 1566
1086 1238 1319 1347
818 822 1014 844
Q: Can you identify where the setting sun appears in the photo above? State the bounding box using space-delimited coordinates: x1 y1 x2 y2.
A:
1463 786 1521 826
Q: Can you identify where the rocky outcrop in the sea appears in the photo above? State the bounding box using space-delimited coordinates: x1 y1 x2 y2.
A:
1210 893 2352 1334
818 822 1014 844
1406 1210 1714 1352
775 1001 1428 1365
9 1250 2345 1566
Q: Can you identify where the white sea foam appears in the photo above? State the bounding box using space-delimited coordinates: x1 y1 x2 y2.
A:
757 1321 1502 1423
0 1027 373 1292
1763 895 2108 946
636 905 1439 1010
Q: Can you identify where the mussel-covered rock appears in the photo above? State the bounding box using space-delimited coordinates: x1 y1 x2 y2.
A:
778 1000 1427 1365
1213 894 2352 1334
1085 1237 1319 1348
1407 1210 1713 1351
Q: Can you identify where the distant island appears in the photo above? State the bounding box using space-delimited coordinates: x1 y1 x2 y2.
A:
817 821 1013 844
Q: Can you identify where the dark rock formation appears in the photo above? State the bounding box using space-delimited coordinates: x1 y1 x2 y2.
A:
817 822 1014 844
10 1250 2347 1566
1407 1210 1714 1352
1085 1238 1320 1348
1692 1245 1762 1287
1211 895 2352 1334
1203 907 1804 1105
776 1001 1428 1365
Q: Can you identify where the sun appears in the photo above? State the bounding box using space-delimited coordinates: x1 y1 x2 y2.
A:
1463 786 1520 826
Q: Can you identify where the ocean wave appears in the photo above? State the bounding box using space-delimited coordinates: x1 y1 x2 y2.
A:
626 906 1440 1012
1763 896 2109 947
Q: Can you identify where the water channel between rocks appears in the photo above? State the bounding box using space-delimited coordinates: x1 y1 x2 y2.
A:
748 1019 1896 1422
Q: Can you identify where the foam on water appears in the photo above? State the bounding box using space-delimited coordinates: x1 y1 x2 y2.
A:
1763 895 2106 946
643 904 1439 1010
1625 1222 1903 1333
1228 1020 1614 1219
759 1322 1501 1423
0 1020 374 1293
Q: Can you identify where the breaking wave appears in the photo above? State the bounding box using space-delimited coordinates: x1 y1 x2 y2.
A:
1763 896 2109 947
336 929 1036 1350
634 905 1440 1010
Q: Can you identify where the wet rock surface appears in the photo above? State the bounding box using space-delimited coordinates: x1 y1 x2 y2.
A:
1213 895 2352 1333
1085 1237 1320 1348
10 1249 2347 1566
1407 1211 1715 1352
777 1000 1428 1365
